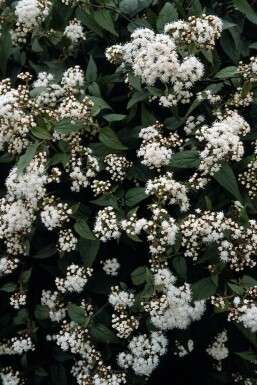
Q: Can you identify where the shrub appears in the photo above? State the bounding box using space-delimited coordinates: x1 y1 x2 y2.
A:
1 1 257 384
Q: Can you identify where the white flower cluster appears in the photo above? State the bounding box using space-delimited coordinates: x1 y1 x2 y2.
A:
15 0 51 30
41 290 66 322
55 263 93 293
66 146 99 192
137 123 182 170
93 206 121 242
117 331 168 376
181 210 257 270
56 95 94 124
174 339 194 357
0 153 47 255
41 197 72 230
0 334 35 355
64 18 85 44
104 154 132 182
0 78 35 154
105 45 123 64
165 15 222 50
10 292 26 309
196 111 250 175
57 229 78 252
184 115 205 135
206 330 228 371
48 318 126 385
229 297 257 333
92 180 112 196
121 205 178 256
145 171 189 211
32 66 85 107
144 268 205 330
102 258 120 276
109 287 139 338
0 257 19 277
109 286 135 311
107 27 204 106
0 368 23 385
238 56 257 82
239 156 257 197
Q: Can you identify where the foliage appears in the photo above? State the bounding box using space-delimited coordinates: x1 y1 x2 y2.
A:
1 0 257 384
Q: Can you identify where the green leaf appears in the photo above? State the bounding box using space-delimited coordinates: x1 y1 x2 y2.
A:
125 187 148 207
16 141 40 175
249 42 257 49
53 119 84 135
235 351 257 361
99 127 128 151
213 163 242 201
128 73 142 92
31 126 52 140
164 117 184 131
185 99 201 117
0 282 17 292
156 3 178 33
75 8 103 37
94 9 118 36
79 238 100 267
48 31 63 45
103 114 127 122
86 55 97 83
227 282 244 295
170 150 200 168
192 277 217 300
35 367 48 377
131 266 146 285
172 256 187 280
51 364 67 385
215 66 237 79
0 32 12 76
0 153 14 163
242 275 257 287
141 104 156 126
32 243 56 259
188 0 202 16
47 153 70 167
22 268 32 283
74 220 96 240
234 0 257 25
127 90 149 109
89 96 112 111
34 305 49 320
67 303 86 324
91 323 120 343
119 0 139 15
235 323 257 348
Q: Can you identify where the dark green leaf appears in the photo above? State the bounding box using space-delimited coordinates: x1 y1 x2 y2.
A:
86 55 97 83
53 119 84 135
74 220 96 240
79 238 100 267
156 3 178 33
125 187 148 207
192 277 217 300
75 8 103 37
99 127 128 150
131 266 146 285
94 9 118 36
170 151 200 168
235 351 257 361
215 66 237 79
91 323 120 343
32 243 56 259
16 141 40 175
34 305 49 320
51 364 67 385
31 126 52 140
0 282 17 292
172 256 187 280
234 0 257 25
0 32 12 75
213 163 242 201
103 114 127 122
67 303 86 324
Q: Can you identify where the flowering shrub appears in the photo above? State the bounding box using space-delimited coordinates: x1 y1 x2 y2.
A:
1 0 257 384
